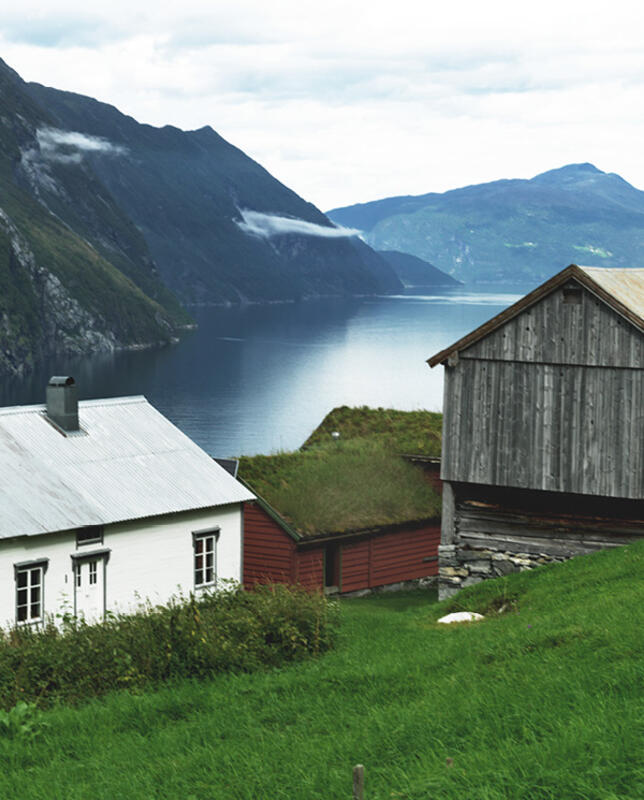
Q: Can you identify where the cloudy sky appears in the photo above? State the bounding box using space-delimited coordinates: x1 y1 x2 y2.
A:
3 1 644 210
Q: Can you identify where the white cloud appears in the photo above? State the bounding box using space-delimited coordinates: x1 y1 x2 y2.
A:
36 127 127 161
236 209 360 238
2 1 644 208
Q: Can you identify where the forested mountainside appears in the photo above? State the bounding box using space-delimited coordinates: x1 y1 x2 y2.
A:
376 250 461 286
0 58 400 378
25 81 400 305
0 59 190 377
328 164 644 283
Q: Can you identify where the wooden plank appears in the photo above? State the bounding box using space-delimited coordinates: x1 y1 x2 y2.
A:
442 360 644 499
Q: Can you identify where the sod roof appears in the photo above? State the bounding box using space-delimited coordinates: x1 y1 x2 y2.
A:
239 407 442 538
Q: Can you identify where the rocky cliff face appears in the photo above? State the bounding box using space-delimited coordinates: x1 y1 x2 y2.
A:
0 206 170 378
0 58 190 378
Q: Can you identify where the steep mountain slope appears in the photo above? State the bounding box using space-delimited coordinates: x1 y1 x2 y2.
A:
328 164 644 283
376 250 461 286
26 83 401 304
0 59 188 378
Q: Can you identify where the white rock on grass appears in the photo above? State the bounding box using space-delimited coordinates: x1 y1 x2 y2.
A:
437 611 484 624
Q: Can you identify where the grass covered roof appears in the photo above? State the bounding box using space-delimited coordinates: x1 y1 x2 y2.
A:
239 407 442 538
302 405 442 457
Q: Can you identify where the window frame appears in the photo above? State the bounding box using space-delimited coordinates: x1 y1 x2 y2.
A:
192 527 220 589
76 526 104 547
14 558 49 625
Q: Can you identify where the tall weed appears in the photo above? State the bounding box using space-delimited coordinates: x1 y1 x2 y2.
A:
0 583 338 709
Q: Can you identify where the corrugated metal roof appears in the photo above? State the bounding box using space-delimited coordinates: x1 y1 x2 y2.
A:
428 264 644 367
577 266 644 321
0 396 254 539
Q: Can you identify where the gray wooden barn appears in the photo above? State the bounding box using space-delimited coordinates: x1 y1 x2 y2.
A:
428 264 644 599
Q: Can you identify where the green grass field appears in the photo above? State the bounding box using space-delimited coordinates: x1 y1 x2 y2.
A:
1 542 642 799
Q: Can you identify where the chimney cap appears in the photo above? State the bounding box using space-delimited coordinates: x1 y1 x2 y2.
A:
48 376 75 387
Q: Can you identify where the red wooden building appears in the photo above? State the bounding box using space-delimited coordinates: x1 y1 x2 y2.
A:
243 493 440 594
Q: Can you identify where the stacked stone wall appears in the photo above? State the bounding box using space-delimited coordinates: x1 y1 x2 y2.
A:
438 544 569 600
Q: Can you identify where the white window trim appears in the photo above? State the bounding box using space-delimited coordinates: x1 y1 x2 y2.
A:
193 527 220 589
14 558 49 625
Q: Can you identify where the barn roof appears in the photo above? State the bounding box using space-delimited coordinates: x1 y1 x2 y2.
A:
0 396 254 539
427 264 644 367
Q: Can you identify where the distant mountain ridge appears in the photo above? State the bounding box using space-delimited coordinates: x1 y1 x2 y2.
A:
328 164 644 283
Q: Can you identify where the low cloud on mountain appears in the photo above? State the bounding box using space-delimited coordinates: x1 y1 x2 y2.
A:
236 209 360 239
37 127 127 162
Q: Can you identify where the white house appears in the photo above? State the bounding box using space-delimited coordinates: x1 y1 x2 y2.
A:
0 376 254 628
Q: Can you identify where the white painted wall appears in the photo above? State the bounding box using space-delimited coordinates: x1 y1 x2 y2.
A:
0 503 243 628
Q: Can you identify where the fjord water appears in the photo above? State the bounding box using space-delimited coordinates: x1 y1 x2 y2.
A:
1 287 531 456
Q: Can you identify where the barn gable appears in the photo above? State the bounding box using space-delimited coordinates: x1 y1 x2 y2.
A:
429 264 644 368
461 279 644 369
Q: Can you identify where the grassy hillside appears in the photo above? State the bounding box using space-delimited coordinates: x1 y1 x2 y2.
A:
1 541 641 798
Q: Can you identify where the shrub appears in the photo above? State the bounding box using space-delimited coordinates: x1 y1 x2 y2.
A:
0 583 338 709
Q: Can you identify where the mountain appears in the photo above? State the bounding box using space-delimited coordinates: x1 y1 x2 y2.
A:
376 250 461 287
328 164 644 283
25 82 401 305
0 59 190 378
0 58 401 377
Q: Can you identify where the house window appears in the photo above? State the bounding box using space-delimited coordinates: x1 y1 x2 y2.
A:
76 526 103 547
193 529 219 588
89 561 98 585
75 563 82 588
14 560 48 624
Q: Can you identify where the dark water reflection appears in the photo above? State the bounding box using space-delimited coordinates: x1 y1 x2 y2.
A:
0 285 533 456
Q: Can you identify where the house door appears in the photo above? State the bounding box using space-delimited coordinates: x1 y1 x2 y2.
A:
74 558 105 622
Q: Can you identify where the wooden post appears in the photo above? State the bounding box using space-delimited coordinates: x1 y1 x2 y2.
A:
353 764 364 800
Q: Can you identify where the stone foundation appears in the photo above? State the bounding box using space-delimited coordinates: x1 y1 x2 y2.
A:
438 544 569 600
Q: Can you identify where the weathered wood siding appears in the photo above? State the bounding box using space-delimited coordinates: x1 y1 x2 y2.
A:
243 502 295 586
463 284 644 367
452 483 644 556
441 283 644 498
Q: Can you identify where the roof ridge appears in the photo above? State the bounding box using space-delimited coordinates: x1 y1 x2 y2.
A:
0 395 148 416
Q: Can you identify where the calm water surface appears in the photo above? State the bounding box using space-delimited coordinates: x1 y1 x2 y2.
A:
0 285 534 456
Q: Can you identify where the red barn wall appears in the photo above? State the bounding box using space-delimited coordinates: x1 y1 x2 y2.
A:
340 539 370 592
370 523 440 588
295 548 324 590
244 502 440 593
243 502 296 586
